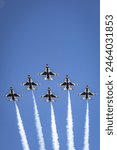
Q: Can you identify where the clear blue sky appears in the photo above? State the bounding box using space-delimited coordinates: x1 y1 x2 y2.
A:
0 0 99 150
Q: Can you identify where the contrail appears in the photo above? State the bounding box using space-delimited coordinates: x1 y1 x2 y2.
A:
83 101 89 150
66 91 75 150
51 103 60 150
32 91 46 150
15 102 30 150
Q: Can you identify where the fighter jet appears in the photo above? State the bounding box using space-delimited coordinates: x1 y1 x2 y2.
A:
40 64 56 80
6 87 20 101
78 85 96 100
41 87 58 102
23 75 38 90
60 75 75 90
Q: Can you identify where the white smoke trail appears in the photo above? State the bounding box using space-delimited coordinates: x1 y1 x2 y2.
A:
32 91 46 150
15 102 30 150
66 91 75 150
51 103 60 150
83 101 89 150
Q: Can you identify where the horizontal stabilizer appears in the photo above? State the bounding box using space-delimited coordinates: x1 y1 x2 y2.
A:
44 77 53 80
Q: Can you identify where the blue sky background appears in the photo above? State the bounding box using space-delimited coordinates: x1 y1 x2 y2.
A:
0 0 99 150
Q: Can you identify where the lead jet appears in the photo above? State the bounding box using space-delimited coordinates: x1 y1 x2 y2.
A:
6 87 20 101
40 64 56 80
41 87 58 102
60 75 75 90
23 75 38 90
78 85 96 100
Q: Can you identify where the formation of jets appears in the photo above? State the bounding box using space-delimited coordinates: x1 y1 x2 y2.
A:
5 64 96 102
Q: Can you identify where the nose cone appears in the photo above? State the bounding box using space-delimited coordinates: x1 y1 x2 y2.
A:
46 64 48 67
48 87 51 90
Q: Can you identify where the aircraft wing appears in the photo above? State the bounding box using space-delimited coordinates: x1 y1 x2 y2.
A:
23 82 29 86
60 82 67 86
51 94 57 98
69 82 75 86
32 82 38 86
42 94 49 98
40 72 47 75
79 92 86 96
6 93 12 97
88 92 95 96
49 72 56 76
14 93 20 97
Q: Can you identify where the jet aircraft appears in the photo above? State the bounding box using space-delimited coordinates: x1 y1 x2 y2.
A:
41 87 58 102
60 75 75 90
23 75 38 90
78 85 96 100
40 64 56 80
6 87 20 101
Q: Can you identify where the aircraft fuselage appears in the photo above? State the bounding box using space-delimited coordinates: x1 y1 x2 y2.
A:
10 89 16 100
28 77 33 89
66 77 71 90
46 67 51 80
48 89 52 101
